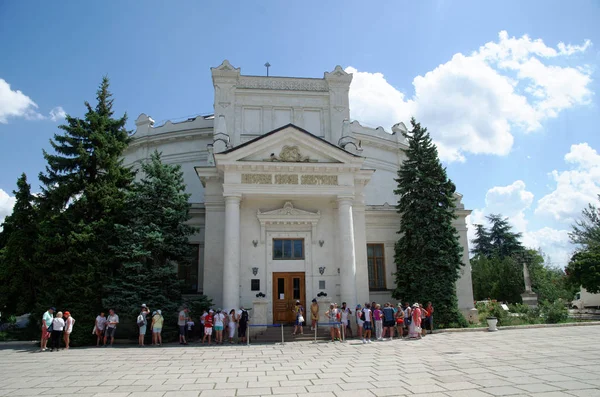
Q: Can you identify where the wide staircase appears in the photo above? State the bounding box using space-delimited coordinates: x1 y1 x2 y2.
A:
251 325 336 343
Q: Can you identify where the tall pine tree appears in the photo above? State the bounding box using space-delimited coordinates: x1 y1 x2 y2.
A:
0 174 39 316
471 224 493 258
393 118 466 327
103 151 197 329
35 77 134 345
487 214 524 258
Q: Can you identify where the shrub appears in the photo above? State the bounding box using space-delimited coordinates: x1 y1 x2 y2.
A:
540 299 568 324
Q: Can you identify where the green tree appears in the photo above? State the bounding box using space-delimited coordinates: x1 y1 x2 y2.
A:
527 250 577 302
35 77 134 345
569 195 600 248
487 214 524 258
0 174 39 316
471 224 493 258
471 255 524 303
393 118 466 328
566 196 600 293
103 151 197 334
567 246 600 294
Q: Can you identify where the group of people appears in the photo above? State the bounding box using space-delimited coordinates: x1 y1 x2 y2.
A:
306 299 434 343
40 300 433 349
39 307 76 351
91 304 251 347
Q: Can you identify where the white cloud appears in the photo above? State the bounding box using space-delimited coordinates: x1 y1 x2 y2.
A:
522 227 572 266
49 106 66 122
536 143 600 223
0 78 45 123
347 31 592 162
466 180 572 266
0 189 16 228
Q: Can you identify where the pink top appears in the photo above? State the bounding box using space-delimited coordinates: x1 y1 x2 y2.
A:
374 309 382 321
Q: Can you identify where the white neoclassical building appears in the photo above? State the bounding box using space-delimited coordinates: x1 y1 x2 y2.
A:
124 60 475 324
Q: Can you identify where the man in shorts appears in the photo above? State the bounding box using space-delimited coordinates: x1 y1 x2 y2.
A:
202 310 214 344
104 309 119 347
382 302 396 340
178 306 189 345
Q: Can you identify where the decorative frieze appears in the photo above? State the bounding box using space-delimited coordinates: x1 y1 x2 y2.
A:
241 174 272 184
301 175 338 185
237 76 328 92
274 174 298 184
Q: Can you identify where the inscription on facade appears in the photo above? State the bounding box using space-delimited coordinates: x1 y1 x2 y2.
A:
241 174 272 184
274 174 299 184
301 175 338 185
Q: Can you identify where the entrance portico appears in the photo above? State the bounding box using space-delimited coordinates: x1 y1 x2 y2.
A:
196 124 373 322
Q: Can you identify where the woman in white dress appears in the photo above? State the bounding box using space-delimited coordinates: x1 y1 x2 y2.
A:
228 309 237 344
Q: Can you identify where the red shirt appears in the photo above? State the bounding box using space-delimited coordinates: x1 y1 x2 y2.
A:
205 314 213 328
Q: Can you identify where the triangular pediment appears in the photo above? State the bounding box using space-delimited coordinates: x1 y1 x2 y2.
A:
215 124 363 165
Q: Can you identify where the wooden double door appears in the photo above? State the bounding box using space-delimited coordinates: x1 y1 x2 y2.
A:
272 272 306 324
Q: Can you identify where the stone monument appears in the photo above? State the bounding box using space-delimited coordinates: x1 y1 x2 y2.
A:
521 262 538 307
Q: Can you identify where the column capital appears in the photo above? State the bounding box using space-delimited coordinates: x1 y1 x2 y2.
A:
337 195 354 206
224 194 242 204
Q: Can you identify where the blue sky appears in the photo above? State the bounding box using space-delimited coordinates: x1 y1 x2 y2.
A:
1 1 599 266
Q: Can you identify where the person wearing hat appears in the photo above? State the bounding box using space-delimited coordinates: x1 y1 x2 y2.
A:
63 311 75 350
310 298 319 332
292 300 304 336
151 310 164 346
202 309 214 344
40 307 55 351
409 303 423 339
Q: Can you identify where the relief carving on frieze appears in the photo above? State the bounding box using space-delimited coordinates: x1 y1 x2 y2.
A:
301 175 338 185
274 174 299 184
241 174 272 184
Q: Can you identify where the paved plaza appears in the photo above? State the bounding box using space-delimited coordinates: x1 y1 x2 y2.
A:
1 326 600 397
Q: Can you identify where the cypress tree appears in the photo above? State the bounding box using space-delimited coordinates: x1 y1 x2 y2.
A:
35 77 134 345
103 151 197 332
0 174 39 316
393 118 467 327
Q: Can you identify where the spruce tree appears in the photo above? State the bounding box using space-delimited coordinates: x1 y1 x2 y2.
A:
103 151 197 331
0 174 39 316
393 118 467 327
35 77 133 345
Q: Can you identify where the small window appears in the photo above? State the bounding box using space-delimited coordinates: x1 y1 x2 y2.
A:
319 280 326 289
251 279 260 291
273 238 304 260
367 243 386 290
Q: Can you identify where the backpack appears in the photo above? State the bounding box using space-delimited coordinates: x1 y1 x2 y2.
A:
137 315 144 327
360 310 366 321
240 310 249 323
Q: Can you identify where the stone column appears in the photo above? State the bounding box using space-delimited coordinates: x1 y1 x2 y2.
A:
337 196 357 306
223 195 241 311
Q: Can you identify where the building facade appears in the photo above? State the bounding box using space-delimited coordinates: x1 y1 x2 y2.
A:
123 60 475 324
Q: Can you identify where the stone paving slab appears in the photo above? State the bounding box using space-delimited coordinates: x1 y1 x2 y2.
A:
1 326 600 397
